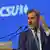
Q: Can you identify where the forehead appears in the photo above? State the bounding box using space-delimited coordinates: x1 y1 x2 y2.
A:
28 12 36 17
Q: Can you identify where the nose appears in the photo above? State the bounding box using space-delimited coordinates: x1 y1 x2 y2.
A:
28 20 32 24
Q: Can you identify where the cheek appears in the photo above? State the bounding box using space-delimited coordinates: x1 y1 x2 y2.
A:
32 19 37 23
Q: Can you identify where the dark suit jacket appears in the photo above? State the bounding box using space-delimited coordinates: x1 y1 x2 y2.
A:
18 26 48 50
46 27 50 50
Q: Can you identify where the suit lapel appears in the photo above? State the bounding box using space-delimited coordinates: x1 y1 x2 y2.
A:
40 26 46 49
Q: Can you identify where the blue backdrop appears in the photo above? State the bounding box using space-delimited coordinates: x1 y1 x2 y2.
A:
0 0 50 49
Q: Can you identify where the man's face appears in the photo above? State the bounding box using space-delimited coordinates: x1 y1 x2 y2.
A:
28 12 39 29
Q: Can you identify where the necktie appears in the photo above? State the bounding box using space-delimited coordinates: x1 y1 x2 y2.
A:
35 31 40 50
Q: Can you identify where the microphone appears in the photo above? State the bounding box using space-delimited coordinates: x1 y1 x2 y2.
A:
0 26 23 39
24 26 28 30
9 26 28 40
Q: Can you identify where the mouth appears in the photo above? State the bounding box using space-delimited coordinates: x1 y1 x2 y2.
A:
29 22 32 25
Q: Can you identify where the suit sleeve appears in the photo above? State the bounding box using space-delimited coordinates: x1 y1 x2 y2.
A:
18 32 27 50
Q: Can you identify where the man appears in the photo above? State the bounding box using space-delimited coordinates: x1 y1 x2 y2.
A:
18 9 49 50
